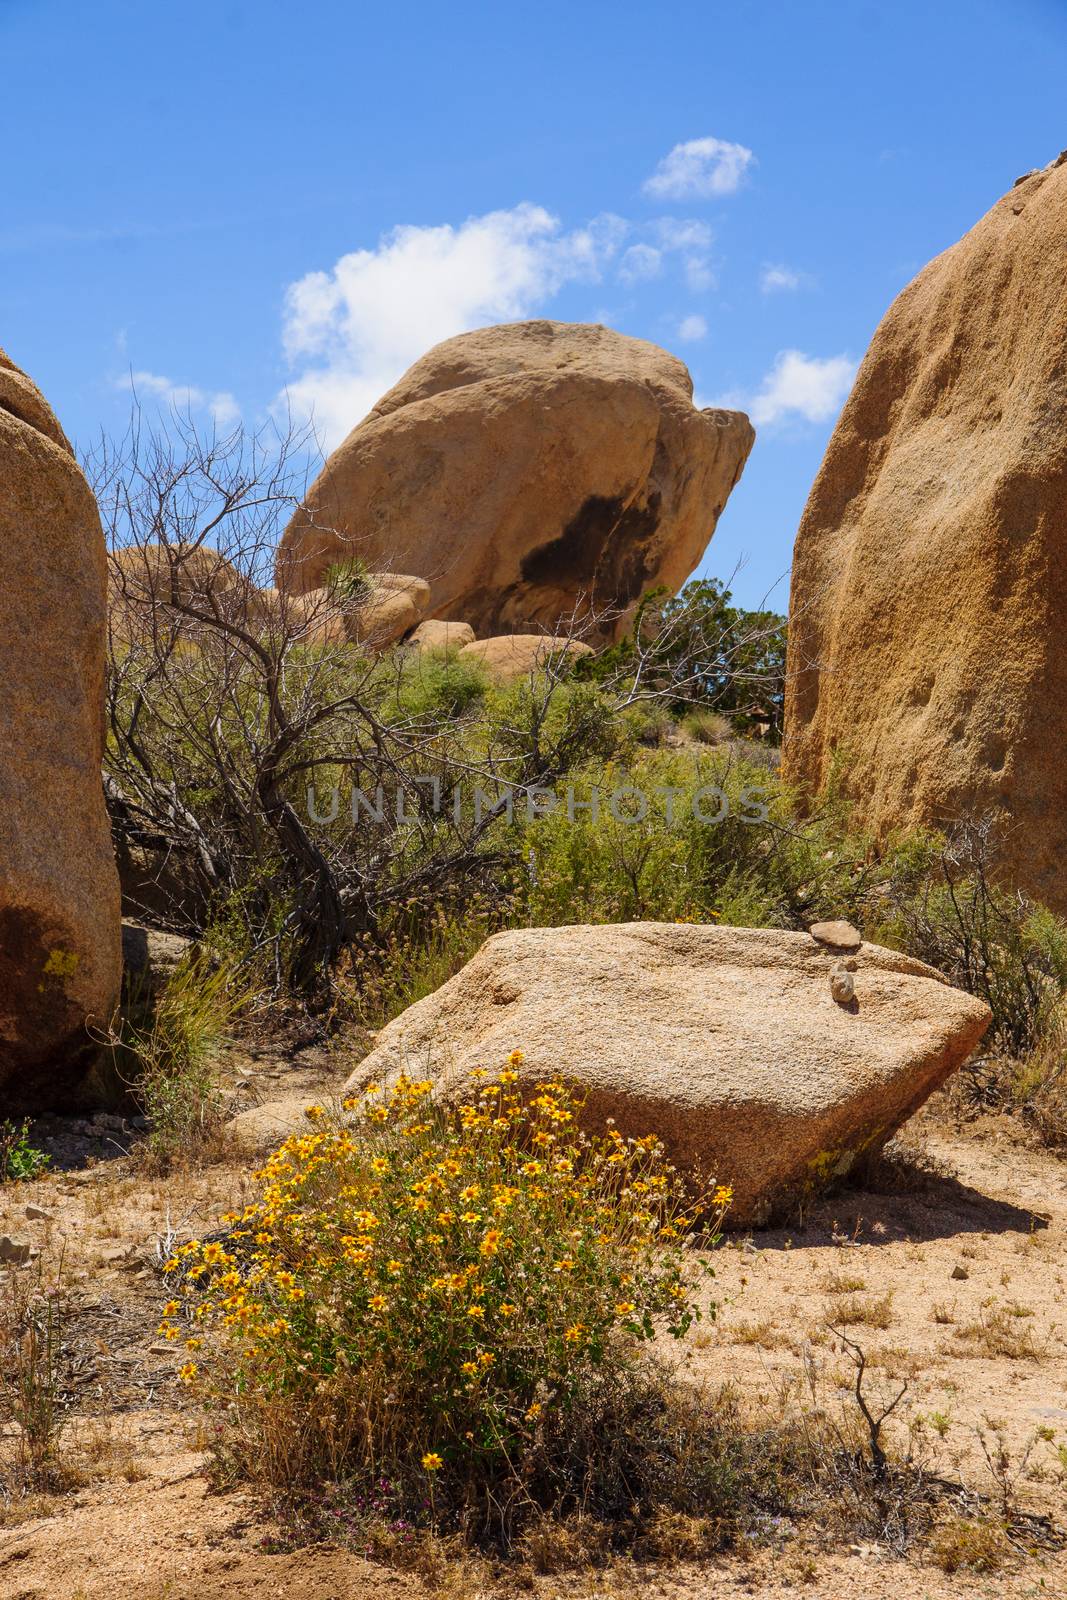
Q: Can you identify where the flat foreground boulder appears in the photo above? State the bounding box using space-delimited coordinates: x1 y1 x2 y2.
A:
344 922 990 1225
0 347 121 1110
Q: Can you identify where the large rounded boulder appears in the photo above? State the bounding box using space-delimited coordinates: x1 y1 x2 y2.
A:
343 922 990 1226
784 153 1067 911
0 348 121 1110
276 320 754 640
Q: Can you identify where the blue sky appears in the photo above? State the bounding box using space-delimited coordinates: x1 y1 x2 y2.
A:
2 0 1065 610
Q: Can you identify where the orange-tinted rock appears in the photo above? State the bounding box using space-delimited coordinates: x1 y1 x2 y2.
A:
0 348 121 1109
784 154 1067 912
458 634 593 682
276 321 753 641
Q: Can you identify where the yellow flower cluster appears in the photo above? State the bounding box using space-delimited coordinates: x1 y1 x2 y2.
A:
166 1052 725 1482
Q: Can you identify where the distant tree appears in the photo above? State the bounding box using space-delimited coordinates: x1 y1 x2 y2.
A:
578 577 787 741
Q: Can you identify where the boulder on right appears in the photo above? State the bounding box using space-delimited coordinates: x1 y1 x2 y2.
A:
784 153 1067 912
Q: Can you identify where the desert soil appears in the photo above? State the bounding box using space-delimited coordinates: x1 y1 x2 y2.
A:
1 1047 1064 1600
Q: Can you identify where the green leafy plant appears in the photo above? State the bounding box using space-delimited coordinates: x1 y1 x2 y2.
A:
0 1120 50 1183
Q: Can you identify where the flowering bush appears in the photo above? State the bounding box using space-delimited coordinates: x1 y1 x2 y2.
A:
164 1056 726 1529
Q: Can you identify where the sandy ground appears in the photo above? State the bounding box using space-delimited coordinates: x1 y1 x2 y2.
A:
1 1061 1064 1599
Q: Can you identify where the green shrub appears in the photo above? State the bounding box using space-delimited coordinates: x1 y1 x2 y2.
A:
169 1068 726 1539
121 954 242 1170
679 708 730 745
871 822 1067 1057
386 646 490 721
0 1121 49 1184
324 557 371 604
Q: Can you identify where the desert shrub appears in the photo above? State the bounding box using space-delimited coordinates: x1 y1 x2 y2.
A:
0 1257 71 1490
121 953 241 1170
517 746 898 932
0 1120 49 1184
930 1514 1009 1574
330 892 518 1037
577 578 787 741
679 708 730 745
167 1067 728 1540
873 819 1067 1057
323 556 371 604
1017 1006 1067 1149
386 646 490 721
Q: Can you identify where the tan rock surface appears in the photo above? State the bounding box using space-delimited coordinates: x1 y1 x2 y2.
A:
408 618 477 651
255 573 429 651
343 922 990 1224
458 632 593 682
108 541 245 640
783 154 1067 911
0 347 121 1109
349 576 428 648
276 320 754 639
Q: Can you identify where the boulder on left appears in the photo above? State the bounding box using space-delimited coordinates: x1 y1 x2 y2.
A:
0 347 121 1111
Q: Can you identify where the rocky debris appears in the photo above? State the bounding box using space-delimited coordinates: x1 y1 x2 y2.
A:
349 574 430 649
121 922 193 998
408 618 477 652
343 921 991 1226
274 572 430 652
0 346 122 1112
829 962 857 1006
457 633 593 683
24 1203 52 1221
809 920 863 952
0 1235 33 1264
276 320 754 641
783 158 1067 915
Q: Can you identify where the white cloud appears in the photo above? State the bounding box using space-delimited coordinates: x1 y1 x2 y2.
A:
684 256 715 293
747 350 857 426
618 243 662 284
760 263 805 294
280 203 626 448
677 314 707 342
649 218 715 293
643 136 755 200
120 370 240 429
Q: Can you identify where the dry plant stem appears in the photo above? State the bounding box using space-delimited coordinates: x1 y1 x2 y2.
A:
827 1325 909 1478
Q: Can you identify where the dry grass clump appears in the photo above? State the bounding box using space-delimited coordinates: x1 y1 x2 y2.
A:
821 1269 867 1294
678 708 730 745
1015 1002 1067 1150
930 1513 1010 1573
950 1303 1048 1361
825 1291 895 1330
166 1061 734 1545
0 1257 70 1495
117 953 241 1172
